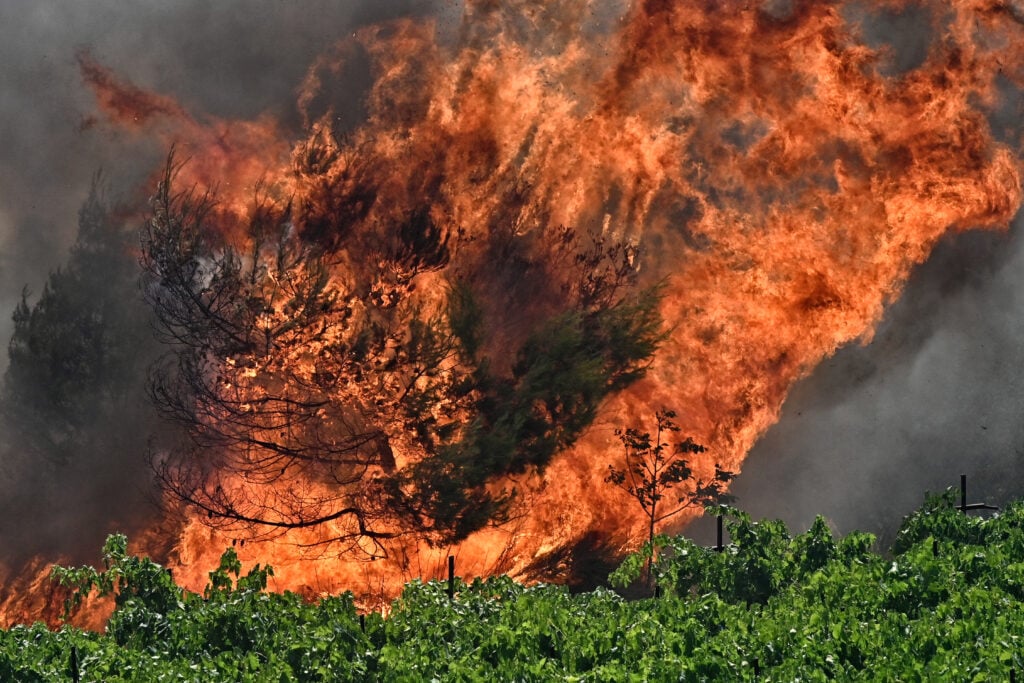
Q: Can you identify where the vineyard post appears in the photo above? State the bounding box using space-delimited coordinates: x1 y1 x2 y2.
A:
958 474 998 514
360 614 365 632
752 656 760 679
70 644 79 683
1011 667 1015 683
447 556 455 601
715 514 724 552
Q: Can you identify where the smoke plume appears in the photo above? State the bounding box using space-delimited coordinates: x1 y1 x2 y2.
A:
682 1 1024 545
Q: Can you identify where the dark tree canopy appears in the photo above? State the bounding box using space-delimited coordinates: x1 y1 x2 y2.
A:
143 152 665 553
4 183 151 461
0 179 163 561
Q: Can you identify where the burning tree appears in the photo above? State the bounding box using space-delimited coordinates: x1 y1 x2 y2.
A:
142 150 665 554
606 409 734 559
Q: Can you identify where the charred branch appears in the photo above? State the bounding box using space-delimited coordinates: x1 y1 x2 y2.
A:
141 151 663 552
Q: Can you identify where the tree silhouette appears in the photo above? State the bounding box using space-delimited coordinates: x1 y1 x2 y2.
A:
606 409 734 575
0 177 164 561
5 180 154 461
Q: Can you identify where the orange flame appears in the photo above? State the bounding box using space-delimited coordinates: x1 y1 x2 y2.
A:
12 0 1024 623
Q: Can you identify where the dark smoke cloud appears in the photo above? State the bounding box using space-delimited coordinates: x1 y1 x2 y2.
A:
847 1 937 77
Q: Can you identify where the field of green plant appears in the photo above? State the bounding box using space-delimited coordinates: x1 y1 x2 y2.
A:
2 490 1022 681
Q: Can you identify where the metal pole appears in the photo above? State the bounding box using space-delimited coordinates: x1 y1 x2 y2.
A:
70 645 80 683
715 515 724 552
447 555 455 600
956 473 998 513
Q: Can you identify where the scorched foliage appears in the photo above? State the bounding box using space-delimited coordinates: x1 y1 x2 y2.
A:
142 150 664 551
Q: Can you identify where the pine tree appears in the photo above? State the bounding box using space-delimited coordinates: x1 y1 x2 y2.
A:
142 154 666 551
0 178 162 560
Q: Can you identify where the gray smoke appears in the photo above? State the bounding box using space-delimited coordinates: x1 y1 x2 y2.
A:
687 221 1024 549
0 0 434 567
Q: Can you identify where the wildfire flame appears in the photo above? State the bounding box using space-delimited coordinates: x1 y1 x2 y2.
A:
9 0 1024 624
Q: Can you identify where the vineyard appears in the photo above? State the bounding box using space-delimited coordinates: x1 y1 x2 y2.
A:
3 489 1023 682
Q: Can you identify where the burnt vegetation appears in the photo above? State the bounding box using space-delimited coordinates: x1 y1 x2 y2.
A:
141 142 665 554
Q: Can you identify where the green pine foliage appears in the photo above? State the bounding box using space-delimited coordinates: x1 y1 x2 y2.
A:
4 491 1024 681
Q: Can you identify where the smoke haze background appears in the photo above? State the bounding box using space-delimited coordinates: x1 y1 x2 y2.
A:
689 4 1024 545
0 0 437 567
0 0 439 357
0 0 1022 568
